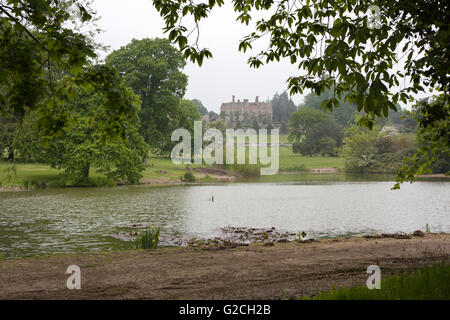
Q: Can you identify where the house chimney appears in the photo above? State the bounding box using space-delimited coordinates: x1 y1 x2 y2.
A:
255 96 259 103
232 95 235 103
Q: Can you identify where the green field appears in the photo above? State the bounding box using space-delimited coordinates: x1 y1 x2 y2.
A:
278 146 344 171
0 162 110 188
0 144 345 188
142 156 205 182
0 162 61 188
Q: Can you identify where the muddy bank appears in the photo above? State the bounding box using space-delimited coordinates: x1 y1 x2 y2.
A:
417 174 450 179
308 167 339 173
0 233 449 300
115 226 301 246
191 167 238 181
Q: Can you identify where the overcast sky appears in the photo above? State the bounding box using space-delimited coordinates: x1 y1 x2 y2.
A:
91 0 428 114
91 0 305 113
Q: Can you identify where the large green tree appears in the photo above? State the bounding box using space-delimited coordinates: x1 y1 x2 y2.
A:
15 84 148 184
153 0 450 183
394 94 449 187
0 1 136 137
106 38 189 154
289 107 343 156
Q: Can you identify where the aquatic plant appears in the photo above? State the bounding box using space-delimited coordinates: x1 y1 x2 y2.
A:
297 232 307 240
135 225 160 249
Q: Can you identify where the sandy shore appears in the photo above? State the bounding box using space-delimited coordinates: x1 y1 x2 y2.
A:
0 233 449 299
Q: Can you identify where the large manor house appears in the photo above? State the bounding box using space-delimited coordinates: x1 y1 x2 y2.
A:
220 96 272 126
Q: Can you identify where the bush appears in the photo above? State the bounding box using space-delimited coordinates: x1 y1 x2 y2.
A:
340 124 420 174
182 171 196 182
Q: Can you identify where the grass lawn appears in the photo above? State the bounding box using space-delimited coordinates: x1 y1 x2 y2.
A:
142 156 204 182
278 146 344 171
306 263 450 300
0 162 62 187
278 134 290 144
143 146 345 179
1 145 345 187
0 162 112 188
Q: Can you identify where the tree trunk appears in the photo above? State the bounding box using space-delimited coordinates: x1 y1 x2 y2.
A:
82 164 90 179
7 148 14 161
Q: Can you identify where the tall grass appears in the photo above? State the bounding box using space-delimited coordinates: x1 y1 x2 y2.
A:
306 262 450 300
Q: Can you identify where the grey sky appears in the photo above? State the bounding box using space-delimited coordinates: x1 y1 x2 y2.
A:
92 0 304 113
91 0 428 114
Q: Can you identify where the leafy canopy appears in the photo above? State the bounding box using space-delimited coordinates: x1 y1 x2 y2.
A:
394 95 449 188
289 107 342 155
0 0 136 137
15 83 148 184
106 38 199 154
153 0 449 128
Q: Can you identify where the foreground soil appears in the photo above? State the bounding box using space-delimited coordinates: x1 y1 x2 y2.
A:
0 233 449 299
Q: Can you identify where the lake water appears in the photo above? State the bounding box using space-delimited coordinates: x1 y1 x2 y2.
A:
0 176 449 257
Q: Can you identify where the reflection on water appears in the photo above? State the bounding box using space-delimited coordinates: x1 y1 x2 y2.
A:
0 177 449 257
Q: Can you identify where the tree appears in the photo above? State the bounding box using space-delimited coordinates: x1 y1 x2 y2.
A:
191 99 208 115
319 137 337 156
153 0 450 184
105 38 188 154
207 118 227 135
15 83 148 184
208 111 219 122
289 107 343 156
279 122 288 134
376 107 417 133
301 87 357 127
271 91 297 122
252 118 259 131
0 1 134 138
0 114 17 160
395 95 449 188
0 0 94 117
168 99 201 153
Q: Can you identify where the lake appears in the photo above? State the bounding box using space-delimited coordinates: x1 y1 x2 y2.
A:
0 175 449 257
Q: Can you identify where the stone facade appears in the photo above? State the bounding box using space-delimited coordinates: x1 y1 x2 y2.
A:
220 96 272 126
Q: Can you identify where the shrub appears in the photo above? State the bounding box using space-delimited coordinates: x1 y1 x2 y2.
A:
182 171 196 182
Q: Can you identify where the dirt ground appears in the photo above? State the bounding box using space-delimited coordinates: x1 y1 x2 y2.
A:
0 233 449 300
